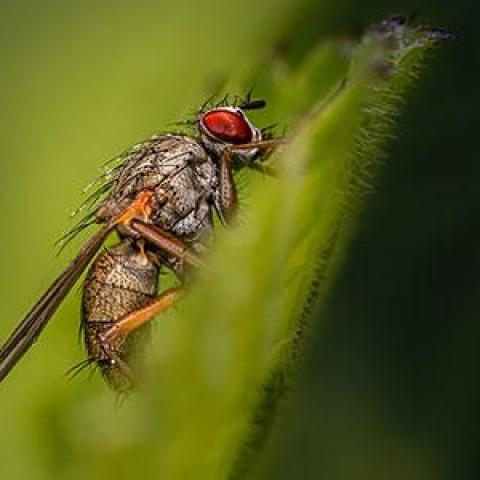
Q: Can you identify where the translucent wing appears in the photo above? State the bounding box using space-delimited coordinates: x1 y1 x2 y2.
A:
0 223 113 383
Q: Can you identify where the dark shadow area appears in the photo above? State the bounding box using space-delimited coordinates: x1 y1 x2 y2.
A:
263 0 480 478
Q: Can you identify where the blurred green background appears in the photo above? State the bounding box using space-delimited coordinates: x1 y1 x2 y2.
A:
0 0 476 479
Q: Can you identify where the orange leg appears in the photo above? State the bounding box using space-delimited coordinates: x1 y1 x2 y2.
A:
114 190 155 226
130 220 204 269
100 288 184 344
112 191 203 269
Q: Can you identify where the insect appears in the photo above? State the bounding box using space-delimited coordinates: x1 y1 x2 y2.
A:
0 95 283 391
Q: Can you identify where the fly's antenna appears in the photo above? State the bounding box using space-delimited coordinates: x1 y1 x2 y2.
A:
239 98 266 110
238 87 266 110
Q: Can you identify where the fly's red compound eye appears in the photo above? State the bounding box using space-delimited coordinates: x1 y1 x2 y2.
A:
202 109 253 144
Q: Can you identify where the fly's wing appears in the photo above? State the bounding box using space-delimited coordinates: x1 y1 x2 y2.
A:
0 223 113 383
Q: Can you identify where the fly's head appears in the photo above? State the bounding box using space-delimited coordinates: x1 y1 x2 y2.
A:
197 99 266 165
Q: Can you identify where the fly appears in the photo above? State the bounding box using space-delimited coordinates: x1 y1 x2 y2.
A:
0 95 284 391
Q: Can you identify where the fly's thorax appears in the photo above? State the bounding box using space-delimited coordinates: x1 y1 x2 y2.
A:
82 240 159 390
96 134 218 241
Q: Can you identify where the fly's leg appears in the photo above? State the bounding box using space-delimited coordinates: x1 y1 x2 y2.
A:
217 148 238 223
230 138 287 151
216 138 287 223
130 220 204 269
100 288 184 344
112 191 204 269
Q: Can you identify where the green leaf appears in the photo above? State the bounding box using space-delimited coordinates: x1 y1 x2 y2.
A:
0 10 451 480
82 17 448 480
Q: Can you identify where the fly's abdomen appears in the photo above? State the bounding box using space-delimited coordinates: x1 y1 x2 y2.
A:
82 241 158 390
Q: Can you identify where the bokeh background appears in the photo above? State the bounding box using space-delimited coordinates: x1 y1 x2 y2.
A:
0 0 477 479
